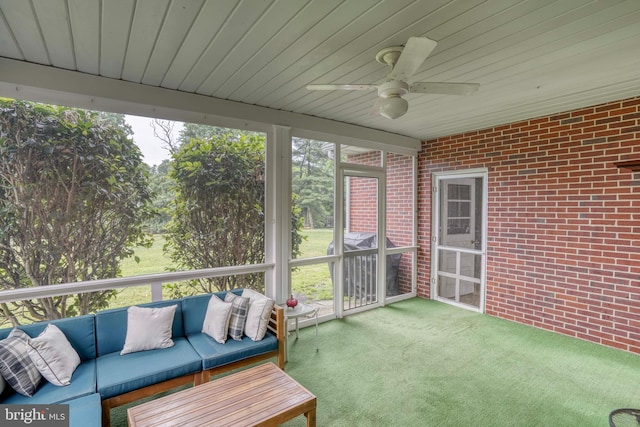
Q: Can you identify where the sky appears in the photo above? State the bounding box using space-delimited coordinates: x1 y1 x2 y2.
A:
125 115 182 166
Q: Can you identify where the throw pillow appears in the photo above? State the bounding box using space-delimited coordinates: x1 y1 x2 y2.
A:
121 305 177 355
223 293 250 341
0 328 42 397
242 289 275 341
26 323 81 386
202 295 233 344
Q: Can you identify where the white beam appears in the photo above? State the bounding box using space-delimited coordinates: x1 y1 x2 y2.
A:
0 58 420 154
0 264 274 304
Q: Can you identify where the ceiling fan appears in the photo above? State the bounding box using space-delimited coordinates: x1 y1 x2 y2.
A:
306 36 479 119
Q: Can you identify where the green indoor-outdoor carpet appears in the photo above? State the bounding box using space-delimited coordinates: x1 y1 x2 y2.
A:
111 298 640 426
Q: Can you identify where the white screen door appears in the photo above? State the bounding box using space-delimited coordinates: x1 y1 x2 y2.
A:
342 173 382 313
432 172 486 311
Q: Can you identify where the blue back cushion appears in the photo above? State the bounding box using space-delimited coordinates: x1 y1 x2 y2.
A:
95 299 184 357
181 290 242 336
0 315 96 361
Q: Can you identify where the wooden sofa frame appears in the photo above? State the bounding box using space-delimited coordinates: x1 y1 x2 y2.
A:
102 304 285 427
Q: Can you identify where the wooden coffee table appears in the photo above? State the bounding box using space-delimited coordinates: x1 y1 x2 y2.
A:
127 362 316 426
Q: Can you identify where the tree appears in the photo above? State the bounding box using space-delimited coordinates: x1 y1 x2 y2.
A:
292 138 334 229
165 133 266 294
151 119 180 154
0 99 154 325
144 159 173 234
97 111 133 135
165 130 303 295
179 123 250 144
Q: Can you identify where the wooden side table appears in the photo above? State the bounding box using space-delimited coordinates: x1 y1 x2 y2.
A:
283 302 318 362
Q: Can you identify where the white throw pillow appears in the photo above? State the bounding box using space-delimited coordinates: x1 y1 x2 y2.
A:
26 323 81 386
121 305 177 355
202 295 233 344
242 289 275 341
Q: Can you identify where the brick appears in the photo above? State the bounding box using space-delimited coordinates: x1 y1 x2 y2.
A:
416 95 640 356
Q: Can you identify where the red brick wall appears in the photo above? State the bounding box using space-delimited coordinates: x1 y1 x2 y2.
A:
418 96 640 354
347 176 378 232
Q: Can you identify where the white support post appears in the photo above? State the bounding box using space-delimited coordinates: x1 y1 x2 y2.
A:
265 125 292 304
151 282 163 302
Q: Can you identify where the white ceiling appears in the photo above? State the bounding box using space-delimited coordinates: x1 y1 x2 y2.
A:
1 0 640 142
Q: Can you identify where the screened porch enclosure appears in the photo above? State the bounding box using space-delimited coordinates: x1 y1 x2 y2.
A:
290 139 417 321
0 107 418 329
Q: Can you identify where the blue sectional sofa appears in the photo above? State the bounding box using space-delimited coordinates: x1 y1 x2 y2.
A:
0 290 285 427
0 314 101 427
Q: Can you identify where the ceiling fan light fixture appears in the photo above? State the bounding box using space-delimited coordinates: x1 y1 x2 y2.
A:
379 96 408 119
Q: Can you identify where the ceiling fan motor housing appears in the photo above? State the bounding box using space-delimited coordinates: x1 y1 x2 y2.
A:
377 80 409 98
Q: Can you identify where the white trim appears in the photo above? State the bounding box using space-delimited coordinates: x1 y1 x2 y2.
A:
385 246 418 255
0 263 274 304
290 129 418 156
437 298 485 314
437 245 483 255
431 169 488 313
334 144 344 318
340 168 385 314
289 255 340 268
265 125 292 303
0 58 420 154
378 170 387 307
385 292 416 305
412 155 418 296
384 152 417 301
433 168 489 178
339 164 385 175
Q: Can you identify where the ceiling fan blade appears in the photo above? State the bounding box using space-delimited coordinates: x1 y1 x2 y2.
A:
389 36 437 81
369 97 384 116
410 82 479 95
306 84 377 91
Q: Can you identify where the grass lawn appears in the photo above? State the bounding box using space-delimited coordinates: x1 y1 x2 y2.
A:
296 228 334 258
0 229 338 325
120 234 171 276
292 228 334 302
116 229 336 306
114 234 175 307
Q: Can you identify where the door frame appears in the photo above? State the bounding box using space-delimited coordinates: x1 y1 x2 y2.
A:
431 168 488 313
337 166 386 317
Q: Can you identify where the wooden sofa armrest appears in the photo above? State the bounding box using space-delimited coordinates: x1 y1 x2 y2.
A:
199 302 286 385
268 304 285 370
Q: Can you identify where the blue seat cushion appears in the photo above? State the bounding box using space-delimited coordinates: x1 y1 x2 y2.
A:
1 360 96 404
187 331 277 370
64 393 101 427
96 337 201 399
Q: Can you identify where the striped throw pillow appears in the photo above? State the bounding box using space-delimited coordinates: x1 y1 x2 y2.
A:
0 328 42 397
224 293 250 341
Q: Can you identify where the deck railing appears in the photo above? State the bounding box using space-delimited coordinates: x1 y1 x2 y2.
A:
343 249 378 310
0 263 274 321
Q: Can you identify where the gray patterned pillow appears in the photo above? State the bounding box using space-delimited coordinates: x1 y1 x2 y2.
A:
0 328 42 397
224 293 250 341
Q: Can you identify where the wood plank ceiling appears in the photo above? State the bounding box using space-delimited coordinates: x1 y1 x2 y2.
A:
1 0 640 141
